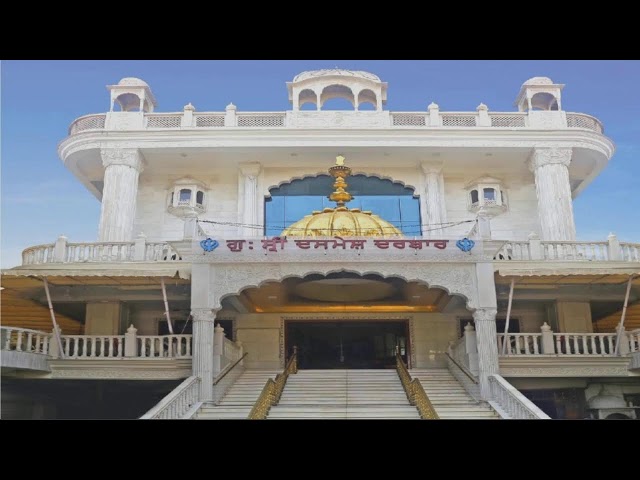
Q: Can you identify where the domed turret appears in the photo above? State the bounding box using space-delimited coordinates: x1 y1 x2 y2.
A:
281 156 403 237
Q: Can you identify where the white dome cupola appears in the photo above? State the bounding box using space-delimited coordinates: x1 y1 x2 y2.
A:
287 69 388 111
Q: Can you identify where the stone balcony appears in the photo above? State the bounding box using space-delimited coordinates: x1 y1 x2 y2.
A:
67 107 605 135
16 234 640 267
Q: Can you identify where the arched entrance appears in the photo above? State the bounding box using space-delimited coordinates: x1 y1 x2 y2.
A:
217 271 473 370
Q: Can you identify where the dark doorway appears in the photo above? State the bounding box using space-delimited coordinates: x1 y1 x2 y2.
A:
286 321 408 369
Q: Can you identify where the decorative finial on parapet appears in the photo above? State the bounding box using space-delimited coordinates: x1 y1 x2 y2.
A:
608 232 617 240
477 102 488 111
540 322 551 332
184 102 195 111
428 102 439 111
226 102 237 111
127 324 137 334
528 232 539 240
464 322 475 332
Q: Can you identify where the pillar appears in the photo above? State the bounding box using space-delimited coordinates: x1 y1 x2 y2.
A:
473 308 499 400
421 161 446 236
529 148 576 241
192 308 216 401
238 163 261 237
98 149 144 242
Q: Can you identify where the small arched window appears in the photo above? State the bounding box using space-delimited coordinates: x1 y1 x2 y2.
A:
470 190 479 204
196 191 204 206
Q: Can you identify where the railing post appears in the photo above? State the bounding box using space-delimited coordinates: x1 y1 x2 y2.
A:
134 233 147 261
48 326 61 358
476 103 491 127
464 323 479 375
428 102 441 126
125 324 138 357
528 232 543 260
53 235 68 262
236 341 244 366
615 323 630 355
181 103 195 127
213 323 224 376
540 322 555 354
607 233 621 261
225 103 237 127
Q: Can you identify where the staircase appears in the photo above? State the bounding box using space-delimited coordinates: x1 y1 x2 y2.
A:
195 370 279 419
410 369 500 419
267 369 421 419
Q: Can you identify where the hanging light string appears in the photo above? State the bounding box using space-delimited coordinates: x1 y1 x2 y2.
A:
196 218 475 234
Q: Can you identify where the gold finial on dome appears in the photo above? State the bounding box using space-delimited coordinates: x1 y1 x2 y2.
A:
279 154 403 238
328 155 353 209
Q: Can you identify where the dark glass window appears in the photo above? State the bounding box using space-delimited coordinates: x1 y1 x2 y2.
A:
265 175 421 236
196 191 204 205
470 190 479 204
179 189 191 203
483 188 496 201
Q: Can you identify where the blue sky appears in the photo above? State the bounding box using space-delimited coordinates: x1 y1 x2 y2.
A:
2 60 639 268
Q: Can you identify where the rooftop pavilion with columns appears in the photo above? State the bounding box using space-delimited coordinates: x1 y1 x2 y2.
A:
2 68 639 421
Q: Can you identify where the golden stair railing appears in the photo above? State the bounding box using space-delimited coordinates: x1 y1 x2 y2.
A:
248 346 298 419
396 347 439 419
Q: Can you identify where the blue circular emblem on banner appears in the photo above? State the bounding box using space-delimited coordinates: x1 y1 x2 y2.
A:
200 238 219 252
456 237 475 252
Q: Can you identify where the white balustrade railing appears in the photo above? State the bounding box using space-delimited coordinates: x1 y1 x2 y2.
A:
488 374 550 419
448 336 468 368
61 335 125 358
554 333 617 355
1 327 51 355
497 333 542 355
22 244 56 265
236 112 286 127
145 114 182 129
541 241 609 261
566 113 604 133
620 243 640 261
144 242 182 261
66 242 135 262
628 330 640 352
222 337 243 364
140 376 201 419
65 111 605 134
68 114 107 135
495 241 531 260
138 335 192 358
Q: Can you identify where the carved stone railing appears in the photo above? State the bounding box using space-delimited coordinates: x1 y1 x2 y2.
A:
68 114 107 135
66 109 604 134
497 333 543 355
222 337 243 367
497 324 636 357
212 352 249 405
1 327 51 355
21 236 182 265
140 376 200 419
495 235 639 263
61 335 125 358
138 335 192 358
445 352 482 402
488 374 550 419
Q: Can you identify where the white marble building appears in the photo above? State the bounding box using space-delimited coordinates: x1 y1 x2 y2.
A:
2 69 639 420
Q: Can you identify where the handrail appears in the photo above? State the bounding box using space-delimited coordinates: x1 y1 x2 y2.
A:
140 376 201 419
213 352 248 386
248 346 297 419
395 348 439 419
445 351 479 384
488 374 550 419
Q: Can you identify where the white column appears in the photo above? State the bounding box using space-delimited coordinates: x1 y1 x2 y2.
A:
421 161 446 237
473 308 499 400
529 148 576 241
98 149 144 242
192 308 216 401
238 163 261 237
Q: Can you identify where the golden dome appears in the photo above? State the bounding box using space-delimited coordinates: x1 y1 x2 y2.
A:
280 155 403 238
